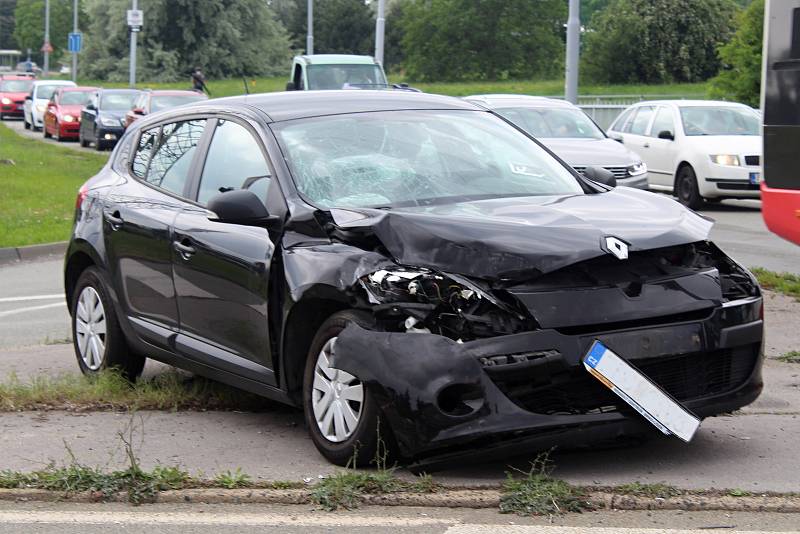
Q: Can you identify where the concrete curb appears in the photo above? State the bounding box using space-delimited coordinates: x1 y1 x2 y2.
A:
0 241 67 266
1 487 799 513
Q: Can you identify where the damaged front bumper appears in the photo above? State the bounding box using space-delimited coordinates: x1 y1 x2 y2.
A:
330 297 763 466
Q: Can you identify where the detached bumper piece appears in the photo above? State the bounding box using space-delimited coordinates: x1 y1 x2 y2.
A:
331 297 763 467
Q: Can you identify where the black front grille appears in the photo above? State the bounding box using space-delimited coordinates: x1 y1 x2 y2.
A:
744 155 760 166
488 344 759 415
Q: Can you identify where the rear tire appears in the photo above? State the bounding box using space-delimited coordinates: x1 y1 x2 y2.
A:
71 267 145 381
303 310 386 467
43 125 51 139
676 165 703 210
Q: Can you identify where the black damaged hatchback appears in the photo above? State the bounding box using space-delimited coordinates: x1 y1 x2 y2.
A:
64 91 763 467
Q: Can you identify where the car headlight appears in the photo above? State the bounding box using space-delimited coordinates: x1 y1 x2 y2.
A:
62 114 74 123
710 154 741 166
0 97 10 105
35 104 46 112
627 161 647 176
359 267 530 340
100 117 118 127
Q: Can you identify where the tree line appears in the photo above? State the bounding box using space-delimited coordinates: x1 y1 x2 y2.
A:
1 0 762 103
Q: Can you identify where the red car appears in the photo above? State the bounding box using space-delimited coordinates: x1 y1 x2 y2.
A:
43 86 97 141
124 89 208 128
0 75 35 120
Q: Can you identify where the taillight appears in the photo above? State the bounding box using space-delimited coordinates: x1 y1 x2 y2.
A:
75 184 89 211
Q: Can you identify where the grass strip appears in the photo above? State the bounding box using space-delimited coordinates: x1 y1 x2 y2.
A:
777 350 800 363
0 123 107 248
0 369 272 412
751 267 800 301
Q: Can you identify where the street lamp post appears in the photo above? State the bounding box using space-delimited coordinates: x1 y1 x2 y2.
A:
129 0 138 87
43 0 50 74
375 0 385 65
71 0 78 82
306 0 313 55
565 0 580 104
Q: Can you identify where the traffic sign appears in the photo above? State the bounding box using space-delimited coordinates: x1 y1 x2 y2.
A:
41 41 53 54
68 32 82 53
127 9 143 31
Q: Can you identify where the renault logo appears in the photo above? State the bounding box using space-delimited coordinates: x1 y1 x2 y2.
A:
604 236 629 260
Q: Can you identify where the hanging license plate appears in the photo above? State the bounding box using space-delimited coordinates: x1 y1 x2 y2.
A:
583 340 700 442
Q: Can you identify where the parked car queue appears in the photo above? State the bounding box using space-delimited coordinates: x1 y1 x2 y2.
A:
0 74 207 151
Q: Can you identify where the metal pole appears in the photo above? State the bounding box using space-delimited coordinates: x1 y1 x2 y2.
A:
375 0 385 64
306 0 313 54
43 0 50 74
129 0 137 88
565 0 580 104
71 0 78 82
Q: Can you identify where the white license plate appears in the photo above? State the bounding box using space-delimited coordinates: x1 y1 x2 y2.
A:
749 172 761 184
583 340 700 442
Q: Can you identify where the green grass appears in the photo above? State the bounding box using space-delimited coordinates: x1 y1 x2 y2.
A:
777 351 800 363
214 468 252 489
615 481 681 499
70 76 708 99
0 123 107 248
0 369 271 412
499 455 592 516
751 268 800 301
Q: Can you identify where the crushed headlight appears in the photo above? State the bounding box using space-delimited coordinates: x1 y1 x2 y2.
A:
627 161 647 176
710 154 741 166
359 267 532 340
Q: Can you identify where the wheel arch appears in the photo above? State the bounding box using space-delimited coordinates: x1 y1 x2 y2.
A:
673 161 694 191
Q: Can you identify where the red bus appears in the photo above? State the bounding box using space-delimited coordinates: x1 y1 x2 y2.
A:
761 0 800 244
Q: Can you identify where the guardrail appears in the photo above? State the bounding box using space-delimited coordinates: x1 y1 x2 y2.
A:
572 94 706 129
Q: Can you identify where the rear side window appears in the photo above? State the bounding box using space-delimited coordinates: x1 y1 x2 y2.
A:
145 119 207 196
196 120 271 205
628 106 654 135
610 107 634 132
131 126 159 178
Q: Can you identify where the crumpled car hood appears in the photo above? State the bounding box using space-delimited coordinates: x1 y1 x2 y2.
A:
329 187 713 281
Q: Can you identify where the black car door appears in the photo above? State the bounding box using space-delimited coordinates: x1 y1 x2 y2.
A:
103 118 209 350
171 116 282 385
80 91 99 143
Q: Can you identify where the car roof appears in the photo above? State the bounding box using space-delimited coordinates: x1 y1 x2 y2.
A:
0 75 34 81
33 79 75 86
186 90 482 123
295 54 378 66
465 94 578 110
631 99 751 107
146 89 206 97
98 88 141 94
58 86 98 92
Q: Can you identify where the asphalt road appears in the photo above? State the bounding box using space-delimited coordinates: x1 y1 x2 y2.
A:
2 116 100 154
0 503 797 534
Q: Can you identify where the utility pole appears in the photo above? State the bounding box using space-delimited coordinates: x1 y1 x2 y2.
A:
129 0 138 88
565 0 580 104
306 0 313 54
375 0 385 65
71 0 78 82
43 0 50 74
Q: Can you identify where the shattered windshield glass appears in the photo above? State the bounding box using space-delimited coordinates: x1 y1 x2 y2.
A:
273 110 585 209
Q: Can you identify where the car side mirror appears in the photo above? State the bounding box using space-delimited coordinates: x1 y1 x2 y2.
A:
25 95 32 100
85 103 96 111
608 132 624 144
207 189 279 227
285 81 296 91
132 107 144 115
583 165 617 188
658 130 674 141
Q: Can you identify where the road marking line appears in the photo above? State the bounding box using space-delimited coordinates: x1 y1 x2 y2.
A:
0 510 453 526
0 294 64 303
0 302 66 318
445 527 799 534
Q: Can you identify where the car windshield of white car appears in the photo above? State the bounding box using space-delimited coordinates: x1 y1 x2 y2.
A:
679 106 760 136
36 85 59 100
495 107 605 139
273 110 585 209
306 64 388 90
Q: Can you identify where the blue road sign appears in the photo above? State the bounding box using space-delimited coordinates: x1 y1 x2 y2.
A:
68 32 82 53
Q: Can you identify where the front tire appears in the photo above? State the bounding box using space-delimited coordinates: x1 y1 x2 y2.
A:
303 310 383 466
43 125 52 138
676 165 703 210
23 116 30 129
71 267 145 380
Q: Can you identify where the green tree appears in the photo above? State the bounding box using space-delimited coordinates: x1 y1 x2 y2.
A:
401 0 566 82
582 0 740 84
383 0 408 72
82 0 291 82
0 0 17 50
709 0 763 106
284 0 375 55
12 0 81 67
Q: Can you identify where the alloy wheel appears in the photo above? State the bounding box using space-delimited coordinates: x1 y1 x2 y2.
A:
74 286 106 371
311 337 364 443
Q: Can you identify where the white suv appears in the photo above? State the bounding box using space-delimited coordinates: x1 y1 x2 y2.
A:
607 100 761 209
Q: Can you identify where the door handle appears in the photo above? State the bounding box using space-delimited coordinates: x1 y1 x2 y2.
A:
173 238 196 259
104 210 123 230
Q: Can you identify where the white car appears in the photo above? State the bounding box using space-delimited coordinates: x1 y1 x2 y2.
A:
607 100 762 209
23 79 76 131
